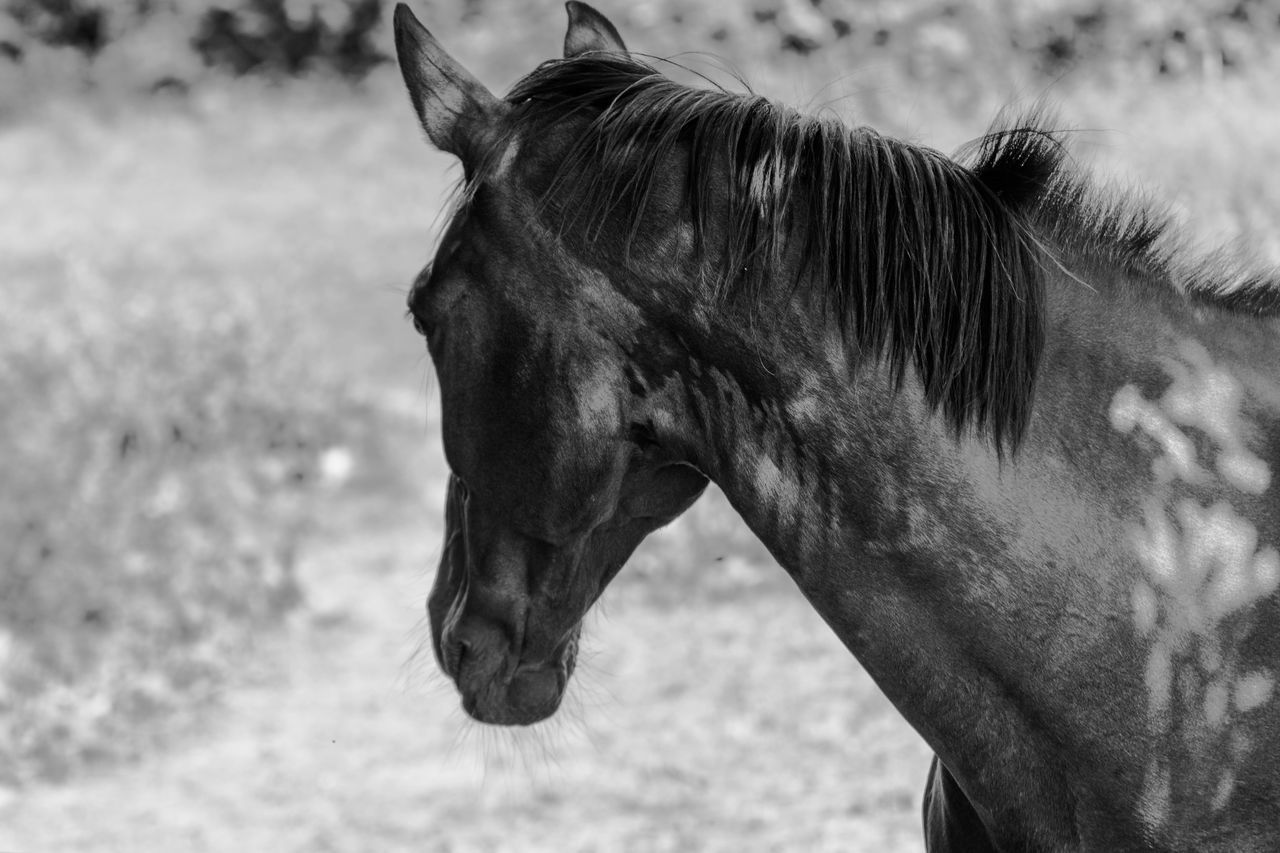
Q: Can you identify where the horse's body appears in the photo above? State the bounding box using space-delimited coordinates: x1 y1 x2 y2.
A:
392 4 1280 849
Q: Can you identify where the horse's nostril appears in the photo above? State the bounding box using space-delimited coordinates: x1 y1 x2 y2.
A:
454 637 472 673
443 621 489 680
443 615 517 687
442 635 465 679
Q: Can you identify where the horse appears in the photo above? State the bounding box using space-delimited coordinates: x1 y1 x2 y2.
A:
391 3 1280 849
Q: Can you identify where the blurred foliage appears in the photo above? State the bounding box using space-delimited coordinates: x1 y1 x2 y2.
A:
2 0 107 56
0 253 362 783
2 0 1280 96
751 0 1280 78
0 0 387 87
191 0 384 77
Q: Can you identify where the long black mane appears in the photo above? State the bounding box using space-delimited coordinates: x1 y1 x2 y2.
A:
497 54 1278 453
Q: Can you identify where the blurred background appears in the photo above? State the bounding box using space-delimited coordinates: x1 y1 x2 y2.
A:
1 1 1279 850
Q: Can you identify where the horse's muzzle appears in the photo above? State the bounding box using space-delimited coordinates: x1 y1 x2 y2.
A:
439 614 578 726
459 661 567 725
428 473 583 725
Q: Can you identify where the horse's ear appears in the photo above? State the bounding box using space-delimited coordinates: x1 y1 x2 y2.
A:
393 3 503 162
563 1 627 57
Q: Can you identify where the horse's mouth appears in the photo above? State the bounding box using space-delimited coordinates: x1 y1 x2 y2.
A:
453 631 579 726
460 660 569 725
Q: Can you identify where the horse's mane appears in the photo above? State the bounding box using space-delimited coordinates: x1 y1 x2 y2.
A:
966 124 1280 319
497 54 1279 453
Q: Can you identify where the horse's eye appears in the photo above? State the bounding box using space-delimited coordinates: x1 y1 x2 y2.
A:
407 263 433 336
628 422 660 452
408 311 428 337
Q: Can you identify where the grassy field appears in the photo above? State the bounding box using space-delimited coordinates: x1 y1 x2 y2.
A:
0 74 444 784
2 3 1280 850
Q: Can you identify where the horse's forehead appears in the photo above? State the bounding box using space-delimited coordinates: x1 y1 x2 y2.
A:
431 235 639 395
429 146 663 408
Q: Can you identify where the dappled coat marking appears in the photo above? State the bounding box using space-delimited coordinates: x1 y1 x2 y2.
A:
1111 340 1278 830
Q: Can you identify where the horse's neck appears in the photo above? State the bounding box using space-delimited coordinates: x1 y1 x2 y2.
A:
686 265 1280 630
674 264 1280 840
684 273 1135 590
675 309 1090 834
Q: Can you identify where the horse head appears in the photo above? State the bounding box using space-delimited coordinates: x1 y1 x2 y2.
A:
396 2 708 725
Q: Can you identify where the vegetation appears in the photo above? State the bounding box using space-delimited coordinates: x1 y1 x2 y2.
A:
750 0 1280 76
2 0 1279 99
0 85 427 782
0 0 386 78
0 263 343 781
